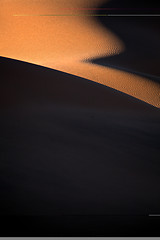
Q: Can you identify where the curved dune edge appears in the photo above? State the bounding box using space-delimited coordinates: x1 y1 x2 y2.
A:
0 0 160 108
1 56 158 113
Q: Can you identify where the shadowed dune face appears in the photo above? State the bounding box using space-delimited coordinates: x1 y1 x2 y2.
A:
1 104 160 217
0 0 160 107
0 58 160 217
1 59 160 219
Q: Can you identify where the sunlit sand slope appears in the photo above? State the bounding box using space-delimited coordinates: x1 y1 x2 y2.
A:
0 0 160 107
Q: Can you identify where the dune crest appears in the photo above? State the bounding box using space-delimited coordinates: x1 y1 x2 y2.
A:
0 0 160 107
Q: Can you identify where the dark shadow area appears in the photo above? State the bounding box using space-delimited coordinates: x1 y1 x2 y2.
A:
97 0 160 14
0 57 160 236
1 215 160 236
88 0 160 83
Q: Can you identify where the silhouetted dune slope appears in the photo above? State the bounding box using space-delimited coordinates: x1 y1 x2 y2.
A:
0 91 160 217
0 57 157 111
0 56 160 219
1 0 160 235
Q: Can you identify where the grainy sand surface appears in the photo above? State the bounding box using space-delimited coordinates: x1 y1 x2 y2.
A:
1 0 160 107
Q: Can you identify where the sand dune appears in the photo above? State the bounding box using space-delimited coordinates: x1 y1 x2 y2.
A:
1 57 160 218
1 0 160 107
1 0 160 236
1 56 156 111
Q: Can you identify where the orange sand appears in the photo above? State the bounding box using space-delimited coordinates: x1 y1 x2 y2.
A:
0 0 160 107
